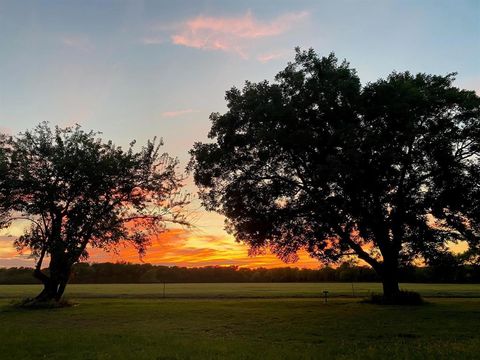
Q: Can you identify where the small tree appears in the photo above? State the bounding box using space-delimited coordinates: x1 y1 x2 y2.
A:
0 123 188 302
190 48 480 300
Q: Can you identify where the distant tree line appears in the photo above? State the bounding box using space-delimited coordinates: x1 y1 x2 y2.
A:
1 262 479 284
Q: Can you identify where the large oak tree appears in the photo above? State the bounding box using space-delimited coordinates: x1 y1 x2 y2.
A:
190 48 480 299
0 123 188 302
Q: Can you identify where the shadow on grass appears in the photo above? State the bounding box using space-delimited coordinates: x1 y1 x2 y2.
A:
362 290 425 305
10 297 77 310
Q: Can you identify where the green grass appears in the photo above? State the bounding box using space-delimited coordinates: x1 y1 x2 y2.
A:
1 282 480 299
0 283 479 359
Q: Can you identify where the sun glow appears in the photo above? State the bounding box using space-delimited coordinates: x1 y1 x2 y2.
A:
88 228 321 269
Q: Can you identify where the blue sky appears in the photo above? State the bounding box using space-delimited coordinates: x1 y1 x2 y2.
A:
0 0 479 267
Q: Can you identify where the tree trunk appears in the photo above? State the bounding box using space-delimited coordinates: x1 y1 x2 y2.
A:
34 277 61 302
381 257 400 299
33 255 71 302
382 271 400 299
55 279 68 301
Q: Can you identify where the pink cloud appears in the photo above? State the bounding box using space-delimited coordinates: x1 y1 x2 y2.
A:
171 10 309 57
161 109 199 118
257 51 287 63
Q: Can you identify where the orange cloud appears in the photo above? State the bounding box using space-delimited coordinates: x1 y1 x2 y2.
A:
0 236 18 258
0 235 35 267
171 10 309 57
88 228 321 269
1 223 321 269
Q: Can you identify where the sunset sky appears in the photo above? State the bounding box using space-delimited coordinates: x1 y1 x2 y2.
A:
0 0 479 268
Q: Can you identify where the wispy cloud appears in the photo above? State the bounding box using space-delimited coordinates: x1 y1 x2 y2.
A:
170 10 309 57
61 35 94 52
161 109 199 118
257 51 287 63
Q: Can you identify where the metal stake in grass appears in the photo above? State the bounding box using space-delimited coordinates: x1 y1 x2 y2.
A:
323 290 329 304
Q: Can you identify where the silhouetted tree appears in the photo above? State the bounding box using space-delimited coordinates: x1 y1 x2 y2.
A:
0 133 11 228
190 48 480 300
0 123 188 302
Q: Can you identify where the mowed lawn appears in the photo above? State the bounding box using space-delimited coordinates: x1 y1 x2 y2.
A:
1 282 480 299
0 284 479 359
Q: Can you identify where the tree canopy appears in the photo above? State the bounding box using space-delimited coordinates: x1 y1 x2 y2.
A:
0 134 11 228
0 123 188 302
190 48 480 299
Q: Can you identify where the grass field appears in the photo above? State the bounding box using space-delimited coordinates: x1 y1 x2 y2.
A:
1 283 479 359
1 282 480 299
